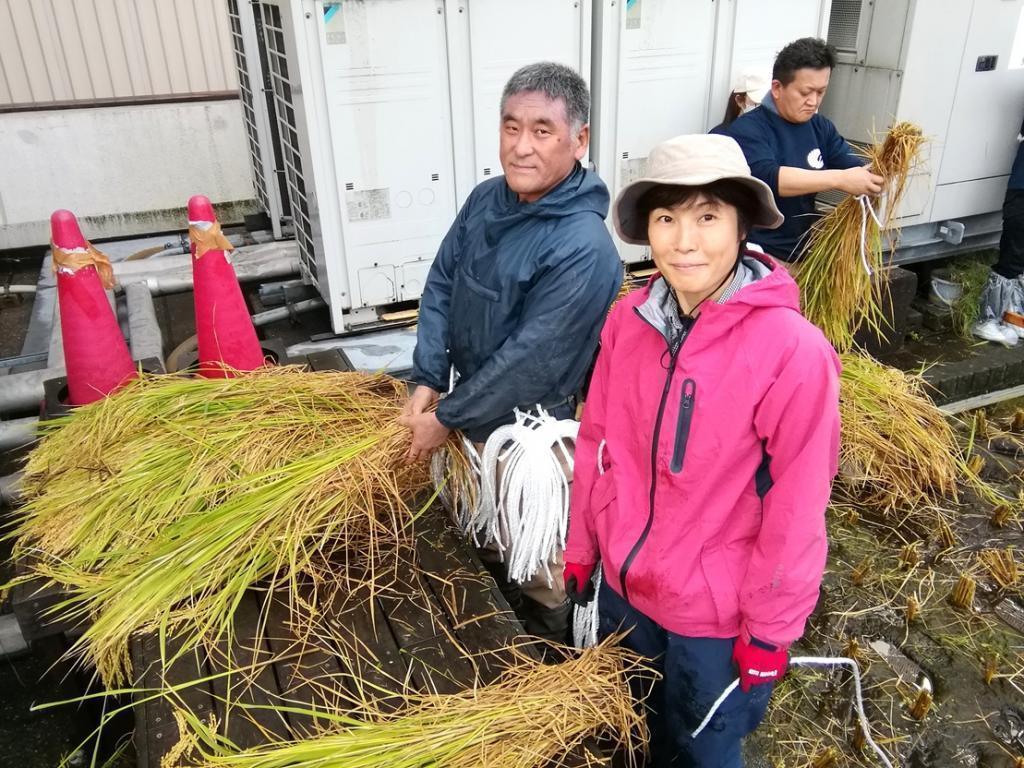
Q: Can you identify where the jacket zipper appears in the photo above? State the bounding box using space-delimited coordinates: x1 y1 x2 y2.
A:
670 379 696 473
619 309 694 603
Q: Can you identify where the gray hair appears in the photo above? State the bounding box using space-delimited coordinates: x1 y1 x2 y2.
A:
500 61 590 133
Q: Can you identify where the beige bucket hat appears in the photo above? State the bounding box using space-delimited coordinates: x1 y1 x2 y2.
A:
612 134 784 246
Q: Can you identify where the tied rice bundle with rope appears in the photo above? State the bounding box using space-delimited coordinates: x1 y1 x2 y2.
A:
166 642 650 768
4 368 436 686
836 353 1009 527
795 122 926 352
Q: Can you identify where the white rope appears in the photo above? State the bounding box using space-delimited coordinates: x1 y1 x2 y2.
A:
466 407 579 585
691 656 894 768
856 194 883 277
572 444 607 648
571 563 602 648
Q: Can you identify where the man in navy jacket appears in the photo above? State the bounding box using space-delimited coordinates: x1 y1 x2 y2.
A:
402 62 622 639
717 38 884 261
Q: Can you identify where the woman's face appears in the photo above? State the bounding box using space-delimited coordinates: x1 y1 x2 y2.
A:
647 194 744 304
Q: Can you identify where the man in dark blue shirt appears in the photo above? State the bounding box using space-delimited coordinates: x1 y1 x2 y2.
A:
716 38 883 261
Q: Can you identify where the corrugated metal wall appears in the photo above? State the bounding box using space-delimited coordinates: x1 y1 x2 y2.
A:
0 0 238 108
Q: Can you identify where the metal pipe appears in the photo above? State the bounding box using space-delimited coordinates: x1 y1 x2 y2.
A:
0 614 28 658
0 285 37 295
0 471 23 507
21 284 56 357
125 282 164 363
251 297 325 327
0 417 38 451
0 368 57 414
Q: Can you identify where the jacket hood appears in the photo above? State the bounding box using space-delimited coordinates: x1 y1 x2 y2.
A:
484 162 610 245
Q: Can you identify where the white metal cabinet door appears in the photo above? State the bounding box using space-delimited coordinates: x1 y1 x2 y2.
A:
320 0 458 308
459 0 588 187
595 0 717 263
938 0 1024 186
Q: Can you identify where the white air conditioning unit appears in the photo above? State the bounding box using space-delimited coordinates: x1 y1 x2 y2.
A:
590 0 831 263
226 0 291 239
254 0 590 333
821 0 1024 260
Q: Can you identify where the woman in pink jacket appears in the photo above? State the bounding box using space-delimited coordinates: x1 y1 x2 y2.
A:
563 134 840 767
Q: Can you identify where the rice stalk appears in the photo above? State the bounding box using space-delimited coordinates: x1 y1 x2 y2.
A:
166 642 651 768
795 122 926 352
3 367 441 686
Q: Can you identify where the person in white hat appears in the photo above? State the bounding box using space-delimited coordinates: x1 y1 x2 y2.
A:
563 133 840 767
711 70 769 133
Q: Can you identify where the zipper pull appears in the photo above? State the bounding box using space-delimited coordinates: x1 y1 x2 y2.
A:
681 378 695 408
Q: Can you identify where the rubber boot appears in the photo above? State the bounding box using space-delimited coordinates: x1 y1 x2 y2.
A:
479 553 523 614
520 595 573 647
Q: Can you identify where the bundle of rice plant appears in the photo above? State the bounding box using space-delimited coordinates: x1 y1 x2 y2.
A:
4 368 435 686
836 353 1010 528
166 642 650 768
837 352 957 519
795 122 926 352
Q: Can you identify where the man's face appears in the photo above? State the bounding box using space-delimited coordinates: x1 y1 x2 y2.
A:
771 67 831 124
500 91 589 203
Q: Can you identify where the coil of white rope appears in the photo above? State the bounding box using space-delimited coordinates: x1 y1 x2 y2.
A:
474 407 579 585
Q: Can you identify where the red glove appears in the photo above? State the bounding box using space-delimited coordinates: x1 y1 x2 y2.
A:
563 561 597 606
732 634 788 692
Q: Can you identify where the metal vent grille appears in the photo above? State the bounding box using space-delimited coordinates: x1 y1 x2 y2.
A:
827 0 863 53
262 3 317 286
227 0 270 216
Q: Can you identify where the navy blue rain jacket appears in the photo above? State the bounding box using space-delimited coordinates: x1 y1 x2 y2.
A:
411 162 622 442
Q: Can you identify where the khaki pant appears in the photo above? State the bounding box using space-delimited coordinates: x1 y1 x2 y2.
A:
471 441 571 610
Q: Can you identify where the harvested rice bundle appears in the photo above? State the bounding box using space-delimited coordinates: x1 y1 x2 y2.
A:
5 368 433 685
795 122 926 352
837 352 957 518
167 642 650 768
837 353 1011 527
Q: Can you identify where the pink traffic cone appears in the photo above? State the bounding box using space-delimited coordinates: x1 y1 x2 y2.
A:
51 210 136 405
188 195 264 377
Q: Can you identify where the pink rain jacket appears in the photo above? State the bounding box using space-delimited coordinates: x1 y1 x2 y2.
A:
565 252 840 648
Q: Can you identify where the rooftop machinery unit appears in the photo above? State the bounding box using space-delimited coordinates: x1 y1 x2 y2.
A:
227 0 291 240
589 0 832 263
250 0 590 332
821 0 1024 262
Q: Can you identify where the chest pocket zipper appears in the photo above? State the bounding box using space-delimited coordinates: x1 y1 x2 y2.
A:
670 378 696 473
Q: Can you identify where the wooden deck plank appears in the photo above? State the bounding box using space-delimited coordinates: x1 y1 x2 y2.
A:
261 593 342 739
413 511 526 683
129 636 152 768
136 633 182 765
318 585 413 714
207 591 291 749
375 559 479 695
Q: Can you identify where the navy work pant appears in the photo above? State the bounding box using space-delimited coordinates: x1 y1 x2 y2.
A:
996 188 1024 279
598 580 773 768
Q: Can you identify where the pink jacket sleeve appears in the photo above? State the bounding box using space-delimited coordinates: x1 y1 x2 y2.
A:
743 332 841 647
565 312 618 566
